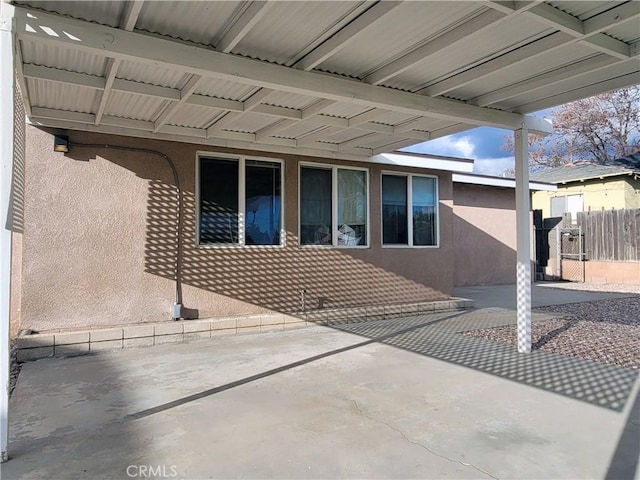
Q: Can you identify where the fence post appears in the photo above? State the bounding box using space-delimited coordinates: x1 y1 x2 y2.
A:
580 225 585 282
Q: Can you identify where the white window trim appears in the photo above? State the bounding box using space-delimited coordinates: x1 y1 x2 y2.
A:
298 161 370 249
380 171 440 249
196 151 285 248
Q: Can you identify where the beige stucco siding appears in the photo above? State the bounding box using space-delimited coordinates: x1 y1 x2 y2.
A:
624 177 640 209
452 184 517 286
531 177 634 217
21 126 453 332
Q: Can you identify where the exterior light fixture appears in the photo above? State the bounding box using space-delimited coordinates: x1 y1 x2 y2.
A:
53 135 69 153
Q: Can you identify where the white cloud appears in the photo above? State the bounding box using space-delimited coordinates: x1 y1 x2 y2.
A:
406 135 475 159
404 132 515 176
473 157 515 176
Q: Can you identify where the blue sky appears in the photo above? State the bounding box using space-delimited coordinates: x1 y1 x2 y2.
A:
403 109 556 176
402 126 516 176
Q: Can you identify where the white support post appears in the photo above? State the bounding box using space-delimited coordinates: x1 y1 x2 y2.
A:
0 1 15 463
514 128 532 353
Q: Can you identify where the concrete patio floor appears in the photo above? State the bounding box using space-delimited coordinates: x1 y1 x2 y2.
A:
453 282 635 309
2 300 639 479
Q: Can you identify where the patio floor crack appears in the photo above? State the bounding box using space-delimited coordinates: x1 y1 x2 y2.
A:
350 399 499 480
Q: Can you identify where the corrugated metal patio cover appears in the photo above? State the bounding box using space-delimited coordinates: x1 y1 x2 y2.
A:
11 0 640 160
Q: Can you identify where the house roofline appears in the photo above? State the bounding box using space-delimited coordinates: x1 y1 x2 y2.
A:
554 170 637 184
452 173 557 191
393 150 475 164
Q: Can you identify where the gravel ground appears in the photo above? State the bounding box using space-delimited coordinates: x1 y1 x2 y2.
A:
9 340 20 396
465 296 640 369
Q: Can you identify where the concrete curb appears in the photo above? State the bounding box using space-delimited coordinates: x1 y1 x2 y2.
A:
16 298 473 362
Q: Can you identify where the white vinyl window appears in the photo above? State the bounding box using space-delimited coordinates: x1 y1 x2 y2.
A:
197 154 284 246
550 194 583 221
299 164 369 247
381 173 439 247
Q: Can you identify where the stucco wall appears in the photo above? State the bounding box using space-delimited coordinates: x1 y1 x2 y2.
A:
21 126 454 332
532 177 636 218
452 183 518 286
561 259 640 284
624 177 640 209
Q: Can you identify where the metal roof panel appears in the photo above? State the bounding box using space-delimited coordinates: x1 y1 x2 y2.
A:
272 121 325 140
231 1 370 66
505 59 640 112
15 0 124 27
225 112 278 134
20 41 107 76
320 1 482 78
27 77 98 113
368 112 419 127
548 1 626 20
605 23 640 44
117 61 188 89
168 105 222 130
385 22 555 92
451 46 599 103
263 91 319 110
319 103 371 119
135 1 241 48
322 129 372 144
12 0 639 160
195 78 259 101
105 91 168 122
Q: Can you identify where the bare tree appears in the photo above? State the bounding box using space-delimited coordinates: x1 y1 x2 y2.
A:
502 85 640 171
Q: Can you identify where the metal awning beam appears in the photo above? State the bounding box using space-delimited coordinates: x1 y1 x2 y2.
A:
216 1 275 54
94 0 144 125
487 1 640 59
295 1 402 71
365 8 506 85
428 2 640 97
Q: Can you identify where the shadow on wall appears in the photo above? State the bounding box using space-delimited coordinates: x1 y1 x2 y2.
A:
145 179 448 315
452 184 519 287
9 81 26 234
54 130 451 319
453 215 517 286
9 80 26 337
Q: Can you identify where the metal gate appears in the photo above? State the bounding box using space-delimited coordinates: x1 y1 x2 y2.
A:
558 227 584 282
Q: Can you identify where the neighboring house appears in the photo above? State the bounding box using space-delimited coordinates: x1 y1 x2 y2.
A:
531 153 640 285
530 155 640 220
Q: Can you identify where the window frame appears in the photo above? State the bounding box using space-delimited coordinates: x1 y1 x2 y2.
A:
298 162 370 249
196 151 285 248
380 171 440 249
550 193 583 223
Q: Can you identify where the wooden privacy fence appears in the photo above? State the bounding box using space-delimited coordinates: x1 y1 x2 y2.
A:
563 209 640 262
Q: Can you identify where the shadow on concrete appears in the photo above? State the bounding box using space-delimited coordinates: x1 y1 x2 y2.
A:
605 386 640 479
330 312 638 413
126 312 460 420
454 283 634 310
124 310 638 424
4 354 142 478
